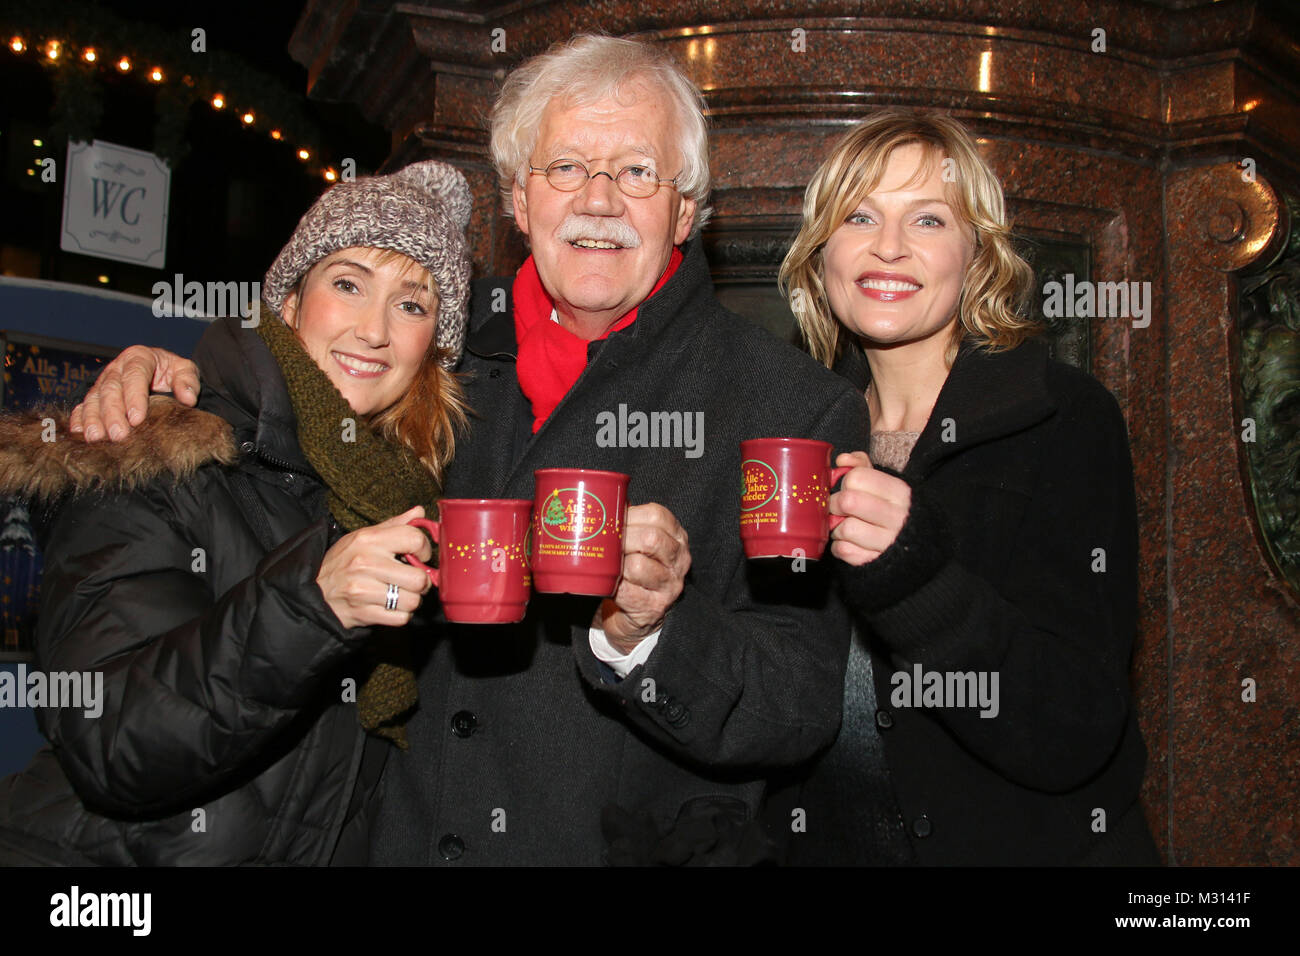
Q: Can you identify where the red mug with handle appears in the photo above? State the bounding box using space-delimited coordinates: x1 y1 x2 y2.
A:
404 499 533 624
740 438 852 559
531 468 630 596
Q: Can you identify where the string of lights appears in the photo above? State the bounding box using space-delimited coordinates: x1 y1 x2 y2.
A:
5 25 339 183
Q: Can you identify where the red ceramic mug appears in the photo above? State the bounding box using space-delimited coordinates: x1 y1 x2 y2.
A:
404 499 533 624
739 438 851 559
531 468 630 596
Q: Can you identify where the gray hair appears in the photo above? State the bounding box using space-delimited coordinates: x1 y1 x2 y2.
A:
489 34 713 236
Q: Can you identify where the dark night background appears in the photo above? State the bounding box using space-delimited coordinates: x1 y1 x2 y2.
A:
0 0 391 297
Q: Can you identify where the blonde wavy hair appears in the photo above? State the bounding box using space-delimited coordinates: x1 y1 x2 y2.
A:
778 109 1037 368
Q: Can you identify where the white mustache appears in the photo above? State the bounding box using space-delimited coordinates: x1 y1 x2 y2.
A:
555 215 642 248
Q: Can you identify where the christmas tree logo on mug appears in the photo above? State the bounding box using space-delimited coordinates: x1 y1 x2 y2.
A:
531 469 630 597
539 488 607 542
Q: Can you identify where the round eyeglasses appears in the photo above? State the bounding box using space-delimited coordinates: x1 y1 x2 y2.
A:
528 159 680 199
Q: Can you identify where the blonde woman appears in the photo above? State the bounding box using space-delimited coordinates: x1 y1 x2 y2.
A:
778 110 1158 865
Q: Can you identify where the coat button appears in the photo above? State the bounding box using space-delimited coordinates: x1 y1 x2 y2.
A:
875 708 894 730
281 473 295 485
450 710 478 738
664 701 688 726
437 834 465 860
239 441 255 454
911 815 932 838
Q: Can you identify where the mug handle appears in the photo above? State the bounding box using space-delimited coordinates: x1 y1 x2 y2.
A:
827 464 853 530
404 517 440 588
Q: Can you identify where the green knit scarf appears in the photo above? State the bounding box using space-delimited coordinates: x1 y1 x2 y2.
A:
257 315 440 749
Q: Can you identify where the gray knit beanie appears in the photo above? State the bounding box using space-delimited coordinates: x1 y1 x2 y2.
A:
262 160 473 369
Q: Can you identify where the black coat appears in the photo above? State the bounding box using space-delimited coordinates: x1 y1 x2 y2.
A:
0 318 385 865
782 340 1159 865
370 238 869 865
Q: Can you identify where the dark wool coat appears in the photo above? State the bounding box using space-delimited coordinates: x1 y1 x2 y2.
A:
780 339 1159 865
370 238 869 865
0 318 386 865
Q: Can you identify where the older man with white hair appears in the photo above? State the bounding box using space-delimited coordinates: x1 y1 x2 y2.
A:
70 34 866 865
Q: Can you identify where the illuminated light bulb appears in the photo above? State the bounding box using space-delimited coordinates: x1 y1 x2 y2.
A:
324 168 337 182
297 148 310 161
44 40 61 60
269 129 282 140
149 67 163 82
32 138 42 147
26 168 35 176
97 275 110 284
211 94 225 109
116 56 131 72
241 112 254 125
9 37 25 54
82 48 96 63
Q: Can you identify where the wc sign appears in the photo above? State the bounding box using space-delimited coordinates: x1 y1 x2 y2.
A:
60 140 170 269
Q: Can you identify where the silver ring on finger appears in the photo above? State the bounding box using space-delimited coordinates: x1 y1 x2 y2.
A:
384 582 400 611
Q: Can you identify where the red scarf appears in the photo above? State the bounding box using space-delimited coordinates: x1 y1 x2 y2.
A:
513 247 682 432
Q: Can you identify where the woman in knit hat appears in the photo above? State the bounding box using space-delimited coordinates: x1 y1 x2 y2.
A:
0 160 472 865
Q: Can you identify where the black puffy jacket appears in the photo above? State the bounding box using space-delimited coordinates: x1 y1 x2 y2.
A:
0 317 389 865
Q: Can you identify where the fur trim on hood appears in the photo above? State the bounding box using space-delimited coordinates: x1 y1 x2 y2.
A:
0 395 238 501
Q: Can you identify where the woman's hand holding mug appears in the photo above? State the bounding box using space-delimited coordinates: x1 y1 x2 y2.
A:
317 506 434 629
827 452 913 566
